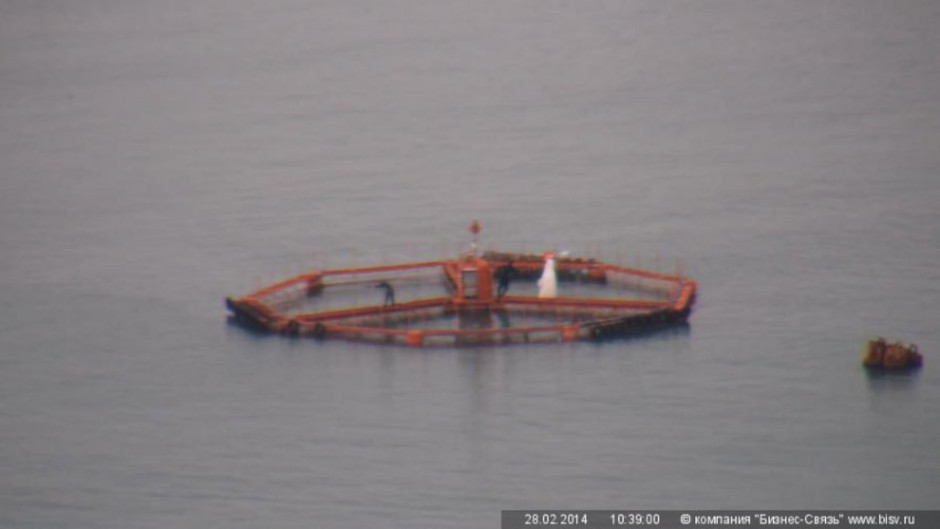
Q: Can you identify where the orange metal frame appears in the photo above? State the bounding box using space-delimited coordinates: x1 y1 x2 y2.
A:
226 254 697 347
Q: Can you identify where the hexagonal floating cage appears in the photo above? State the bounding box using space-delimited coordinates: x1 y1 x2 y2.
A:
226 230 697 347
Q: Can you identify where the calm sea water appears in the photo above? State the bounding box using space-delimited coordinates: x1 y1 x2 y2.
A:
2 1 939 527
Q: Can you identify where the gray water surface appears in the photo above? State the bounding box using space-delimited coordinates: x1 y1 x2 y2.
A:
2 1 939 527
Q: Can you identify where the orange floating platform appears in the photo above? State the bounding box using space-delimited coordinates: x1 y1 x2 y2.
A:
226 252 696 348
863 338 923 371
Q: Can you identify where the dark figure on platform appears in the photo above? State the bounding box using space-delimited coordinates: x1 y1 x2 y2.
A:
495 261 516 300
376 281 395 306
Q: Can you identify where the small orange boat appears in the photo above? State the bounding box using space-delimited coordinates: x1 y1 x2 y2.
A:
863 338 923 370
225 223 697 347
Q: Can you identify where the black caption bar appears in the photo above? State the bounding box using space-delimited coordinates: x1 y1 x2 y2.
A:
501 510 939 529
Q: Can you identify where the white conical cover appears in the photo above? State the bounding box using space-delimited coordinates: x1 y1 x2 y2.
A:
537 254 557 298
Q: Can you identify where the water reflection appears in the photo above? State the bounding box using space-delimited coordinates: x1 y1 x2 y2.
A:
495 308 512 329
864 368 921 392
225 315 272 339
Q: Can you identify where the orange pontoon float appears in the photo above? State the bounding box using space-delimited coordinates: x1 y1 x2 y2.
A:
226 224 697 347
